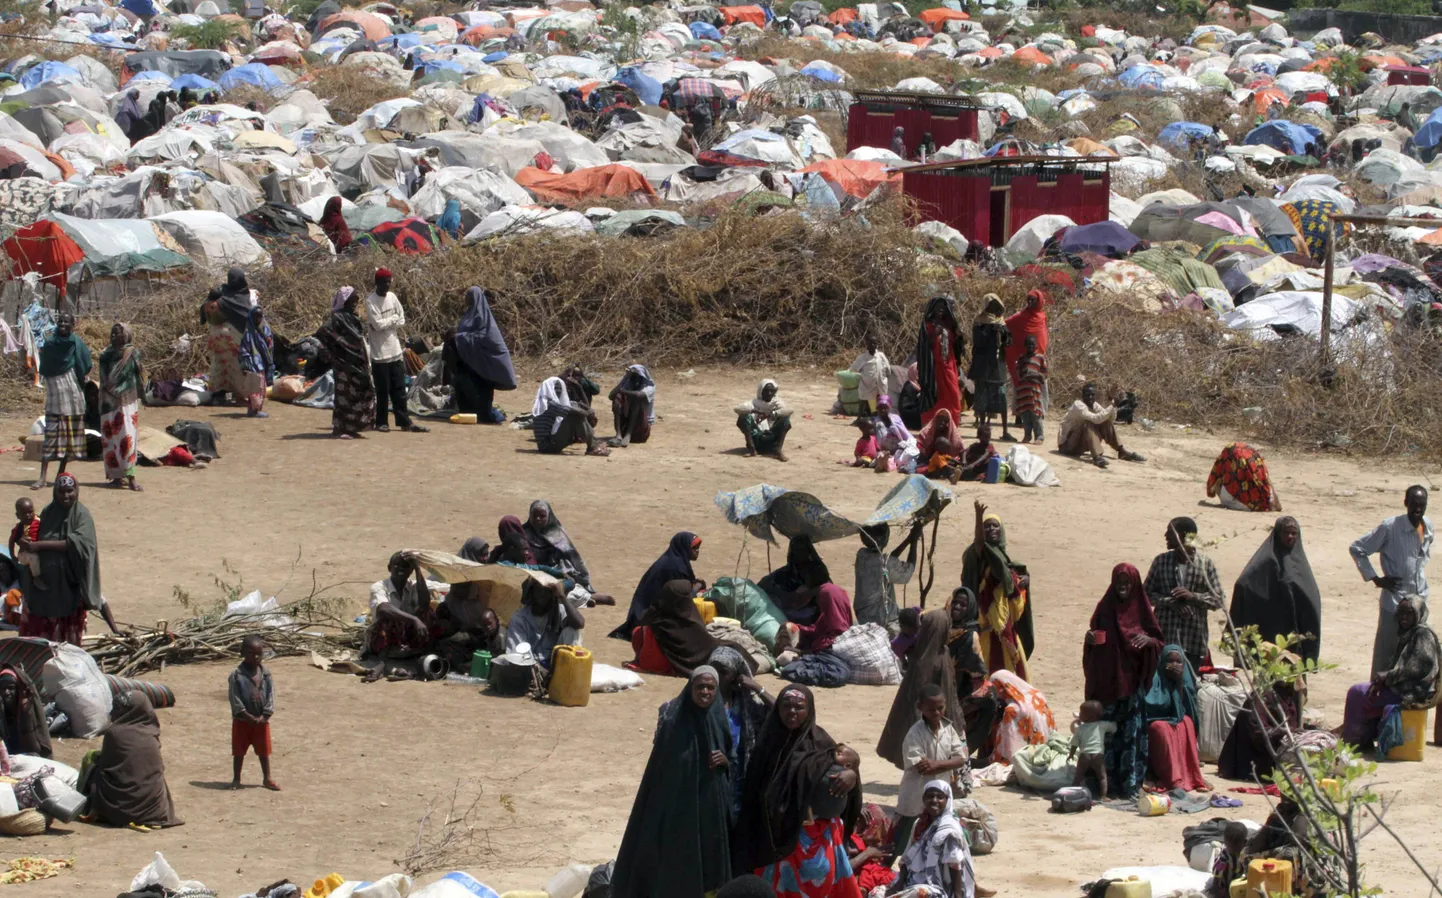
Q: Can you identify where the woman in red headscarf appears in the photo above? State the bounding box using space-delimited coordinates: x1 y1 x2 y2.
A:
1083 563 1164 797
1005 289 1049 414
319 196 352 253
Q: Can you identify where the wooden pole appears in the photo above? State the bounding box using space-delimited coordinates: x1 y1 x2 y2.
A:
1320 227 1334 366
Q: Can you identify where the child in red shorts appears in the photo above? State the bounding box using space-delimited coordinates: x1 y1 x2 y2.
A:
229 634 279 790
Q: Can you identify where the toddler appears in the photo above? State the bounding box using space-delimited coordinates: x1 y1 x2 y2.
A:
1068 699 1116 798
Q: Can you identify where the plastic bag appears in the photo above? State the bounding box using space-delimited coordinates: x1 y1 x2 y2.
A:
354 874 414 898
582 862 613 898
1009 733 1075 793
131 851 208 894
41 643 113 738
1197 679 1248 762
830 623 902 686
224 590 294 628
705 578 786 651
410 873 500 898
590 663 642 693
1005 444 1059 488
953 797 999 854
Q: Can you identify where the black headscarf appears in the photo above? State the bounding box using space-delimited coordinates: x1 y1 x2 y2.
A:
203 267 254 333
644 579 717 675
876 608 961 769
616 532 697 638
88 691 182 828
317 289 369 376
0 666 51 758
1230 516 1322 663
759 535 830 610
611 670 734 896
732 684 860 874
915 295 963 413
24 476 101 618
454 287 517 390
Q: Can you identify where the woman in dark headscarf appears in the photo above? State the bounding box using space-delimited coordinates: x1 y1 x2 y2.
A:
523 500 592 590
85 691 183 829
488 515 537 565
237 305 274 418
199 267 257 408
758 535 831 625
316 286 374 439
18 473 100 646
962 500 1033 680
1141 645 1209 792
0 666 51 758
710 645 769 812
969 293 1012 439
1341 597 1439 750
1218 677 1302 781
635 580 717 677
612 532 701 640
34 310 90 491
877 607 961 769
915 295 965 428
732 684 861 893
115 89 145 143
98 322 143 491
1230 516 1322 663
444 287 516 424
319 196 352 253
611 667 734 898
1084 563 1163 798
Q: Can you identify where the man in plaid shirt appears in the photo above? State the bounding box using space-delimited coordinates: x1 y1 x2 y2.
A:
1144 516 1225 670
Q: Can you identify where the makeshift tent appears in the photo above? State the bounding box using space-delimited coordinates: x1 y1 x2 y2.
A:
148 210 272 273
715 474 952 545
1243 121 1323 156
48 212 190 276
793 158 899 199
1157 121 1213 149
352 218 442 255
1057 220 1140 256
122 50 231 81
514 164 657 203
2 220 84 296
217 62 286 93
613 67 662 106
720 5 767 26
317 10 392 41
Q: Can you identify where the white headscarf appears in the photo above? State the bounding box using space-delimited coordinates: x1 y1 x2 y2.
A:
532 376 571 433
614 364 656 423
900 780 973 894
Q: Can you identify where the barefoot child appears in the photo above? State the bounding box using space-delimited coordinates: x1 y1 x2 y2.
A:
893 683 970 857
230 634 278 790
8 499 44 589
1068 699 1115 798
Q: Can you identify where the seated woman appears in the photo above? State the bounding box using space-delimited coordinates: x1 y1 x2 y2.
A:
85 691 182 829
734 379 793 462
758 535 830 625
1207 442 1282 513
432 538 505 670
609 364 656 447
531 374 610 457
505 579 584 670
1217 677 1302 781
366 552 440 658
892 781 981 898
1341 597 1439 750
848 804 897 896
0 667 50 758
522 500 595 592
613 532 703 640
777 575 853 660
1141 645 1210 792
873 396 920 474
917 407 962 466
974 670 1054 764
630 580 716 677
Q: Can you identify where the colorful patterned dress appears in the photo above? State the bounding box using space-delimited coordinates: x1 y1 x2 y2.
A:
758 818 862 898
1206 442 1279 512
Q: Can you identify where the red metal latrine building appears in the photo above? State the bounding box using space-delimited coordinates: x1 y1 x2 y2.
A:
900 156 1112 248
847 90 985 158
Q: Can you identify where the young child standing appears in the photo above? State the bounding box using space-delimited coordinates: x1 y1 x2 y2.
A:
230 634 279 791
1207 821 1250 898
892 683 969 857
1015 335 1048 445
849 333 891 414
1068 699 1116 798
8 499 44 589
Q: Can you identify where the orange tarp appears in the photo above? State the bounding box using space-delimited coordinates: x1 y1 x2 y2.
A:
796 159 900 198
317 10 391 41
1361 54 1408 71
1420 227 1442 245
974 46 1003 58
918 7 969 30
828 7 858 23
460 25 513 43
515 164 657 203
1012 46 1051 66
3 220 84 296
720 5 767 26
1252 86 1287 114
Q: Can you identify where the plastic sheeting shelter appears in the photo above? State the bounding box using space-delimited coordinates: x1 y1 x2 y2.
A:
122 50 231 82
217 62 285 93
148 210 271 273
514 164 656 203
48 212 190 276
353 218 442 255
1243 121 1323 156
1157 121 1213 149
715 474 953 545
612 67 662 107
720 5 767 26
2 220 84 296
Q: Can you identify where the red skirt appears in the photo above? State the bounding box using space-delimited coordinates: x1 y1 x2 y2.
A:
1147 718 1210 792
19 607 87 646
626 626 676 676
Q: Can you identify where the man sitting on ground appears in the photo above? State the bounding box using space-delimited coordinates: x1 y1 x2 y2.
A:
1057 382 1145 468
505 578 585 669
531 368 610 457
367 551 444 660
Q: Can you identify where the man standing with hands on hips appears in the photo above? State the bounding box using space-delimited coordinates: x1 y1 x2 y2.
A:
365 268 429 434
1351 485 1433 735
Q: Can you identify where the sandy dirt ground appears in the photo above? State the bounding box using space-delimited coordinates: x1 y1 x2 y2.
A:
3 366 1441 897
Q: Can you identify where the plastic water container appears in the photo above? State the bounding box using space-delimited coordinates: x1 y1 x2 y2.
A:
548 645 592 707
1104 876 1152 898
1387 708 1428 761
544 863 592 898
1247 859 1293 896
304 874 346 898
1136 793 1170 816
450 413 478 424
693 598 717 624
985 455 1003 484
470 650 492 679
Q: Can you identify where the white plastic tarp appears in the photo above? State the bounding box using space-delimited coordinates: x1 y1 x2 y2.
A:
149 210 272 273
409 166 532 219
1221 290 1359 341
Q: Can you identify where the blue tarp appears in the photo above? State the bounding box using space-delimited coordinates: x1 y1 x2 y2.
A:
1415 107 1442 149
689 21 723 41
19 61 83 90
378 32 425 49
170 73 219 92
482 51 508 63
1157 121 1214 148
799 62 843 83
217 62 285 93
121 0 157 17
1243 120 1323 156
612 66 662 106
1117 64 1163 90
715 475 953 545
127 70 172 84
1058 221 1142 256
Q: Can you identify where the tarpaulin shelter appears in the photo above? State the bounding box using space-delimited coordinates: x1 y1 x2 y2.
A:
917 7 969 30
3 220 84 296
1157 121 1213 149
720 5 767 26
217 62 286 93
1243 120 1323 156
846 90 983 156
48 212 191 276
1128 201 1253 246
715 474 952 545
613 67 662 106
689 21 723 41
515 163 656 203
1057 220 1140 256
122 50 231 83
353 218 442 255
794 158 899 198
317 10 392 41
20 61 84 90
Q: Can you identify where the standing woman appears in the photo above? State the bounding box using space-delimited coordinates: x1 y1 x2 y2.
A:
1083 563 1164 798
17 473 101 645
199 268 255 408
34 311 91 491
1230 516 1322 663
733 684 862 897
877 607 961 769
968 294 1012 439
319 196 352 253
317 286 374 439
447 287 516 424
98 323 143 491
237 306 274 418
611 667 734 898
962 500 1034 679
709 645 770 813
915 295 965 428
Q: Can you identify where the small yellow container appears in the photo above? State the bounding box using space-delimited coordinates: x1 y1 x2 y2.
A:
1136 792 1170 816
449 413 478 424
548 644 592 707
1386 708 1428 762
1104 875 1152 898
1229 878 1249 898
1247 858 1293 896
693 598 717 624
1319 777 1342 799
304 873 345 898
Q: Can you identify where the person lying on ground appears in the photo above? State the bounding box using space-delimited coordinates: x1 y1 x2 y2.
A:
735 379 793 462
1057 382 1145 468
609 364 656 448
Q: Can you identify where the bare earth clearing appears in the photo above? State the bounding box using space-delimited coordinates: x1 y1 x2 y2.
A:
3 367 1439 897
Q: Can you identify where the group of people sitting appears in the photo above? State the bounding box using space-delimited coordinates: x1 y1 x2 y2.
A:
528 363 656 457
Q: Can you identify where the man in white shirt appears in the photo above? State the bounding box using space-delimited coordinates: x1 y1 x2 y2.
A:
1351 485 1433 676
367 551 444 658
364 268 428 434
849 333 891 413
1057 382 1145 468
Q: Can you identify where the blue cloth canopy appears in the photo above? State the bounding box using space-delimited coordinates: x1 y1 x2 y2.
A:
121 0 157 17
799 62 843 83
613 66 662 106
217 62 285 93
1116 65 1163 90
169 73 218 92
715 474 952 545
1157 121 1214 148
378 32 425 49
19 61 83 90
1414 107 1442 150
482 51 508 63
689 21 722 41
1243 120 1323 156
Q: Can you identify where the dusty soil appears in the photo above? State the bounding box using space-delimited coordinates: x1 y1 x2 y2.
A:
3 367 1440 897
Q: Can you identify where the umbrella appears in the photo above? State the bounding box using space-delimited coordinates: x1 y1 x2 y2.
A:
353 217 442 255
1058 221 1142 256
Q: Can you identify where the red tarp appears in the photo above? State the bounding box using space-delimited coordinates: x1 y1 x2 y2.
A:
3 220 83 296
515 164 657 203
917 7 969 30
720 5 767 27
796 159 900 198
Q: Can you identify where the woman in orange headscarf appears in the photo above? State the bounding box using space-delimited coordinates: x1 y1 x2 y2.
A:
1005 289 1049 414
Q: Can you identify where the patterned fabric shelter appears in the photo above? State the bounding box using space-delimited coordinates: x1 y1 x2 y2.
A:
715 474 953 544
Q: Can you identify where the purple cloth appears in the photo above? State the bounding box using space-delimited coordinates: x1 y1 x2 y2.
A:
1348 254 1409 275
1342 682 1401 745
